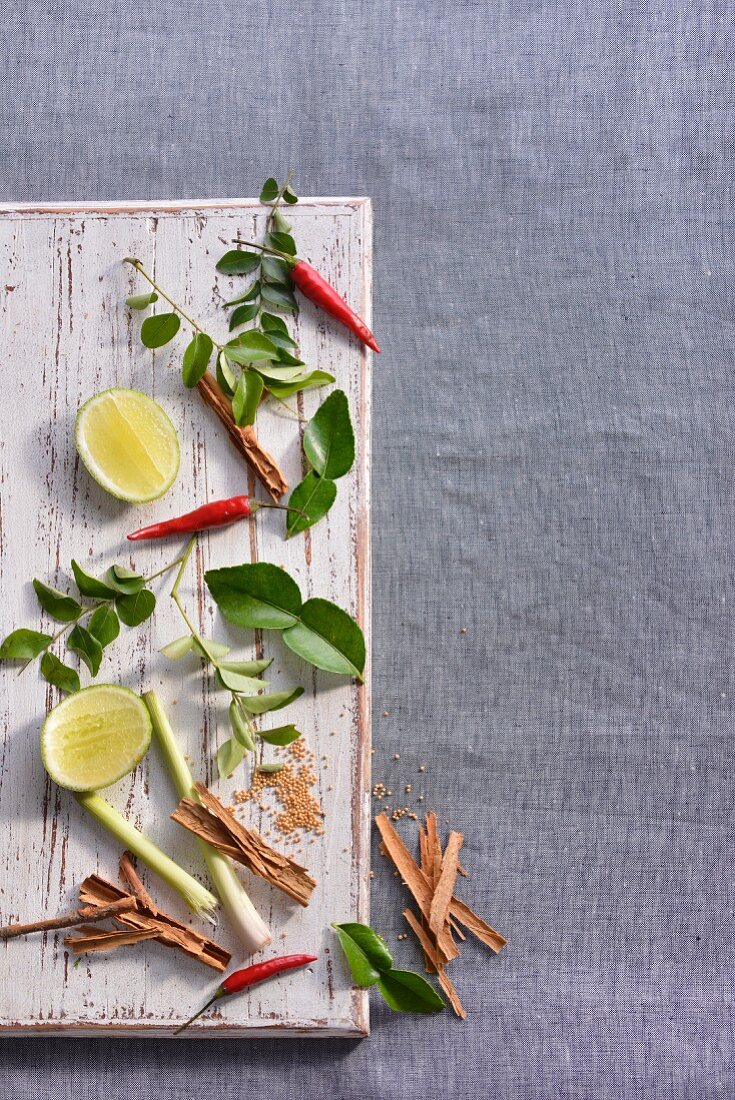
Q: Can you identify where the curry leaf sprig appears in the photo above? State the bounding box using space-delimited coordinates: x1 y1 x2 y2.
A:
0 555 185 694
332 922 445 1014
204 562 366 681
161 538 304 779
286 389 355 537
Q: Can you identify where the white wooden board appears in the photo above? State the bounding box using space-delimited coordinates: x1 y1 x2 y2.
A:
0 199 372 1036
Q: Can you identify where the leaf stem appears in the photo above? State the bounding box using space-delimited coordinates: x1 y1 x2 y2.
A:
169 536 220 668
124 259 223 350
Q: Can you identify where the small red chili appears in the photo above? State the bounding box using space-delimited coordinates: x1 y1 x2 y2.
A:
127 495 302 541
232 239 380 353
175 953 318 1033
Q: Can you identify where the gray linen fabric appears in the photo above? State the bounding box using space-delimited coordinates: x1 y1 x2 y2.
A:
1 1 734 1096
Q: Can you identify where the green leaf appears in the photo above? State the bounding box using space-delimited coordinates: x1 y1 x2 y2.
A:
224 330 280 363
258 724 301 747
229 700 257 750
304 389 355 480
87 605 120 649
182 333 213 388
217 736 246 779
105 565 146 595
238 686 304 715
205 563 302 630
160 635 194 660
67 625 103 676
225 281 261 308
253 364 308 383
266 231 297 256
262 256 294 288
377 970 445 1014
282 185 298 205
267 370 335 400
126 291 158 310
40 651 80 695
332 924 383 988
216 249 261 275
261 312 297 343
218 657 273 676
335 923 394 972
0 628 52 660
286 472 337 537
256 763 285 774
191 638 231 661
283 598 365 680
259 178 279 202
261 283 298 313
216 351 237 397
274 349 305 366
32 579 82 623
140 312 180 349
116 589 156 627
228 301 260 330
71 560 118 600
215 667 269 693
232 370 264 427
273 210 292 234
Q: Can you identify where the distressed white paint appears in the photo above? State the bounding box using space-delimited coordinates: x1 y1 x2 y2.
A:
0 200 372 1036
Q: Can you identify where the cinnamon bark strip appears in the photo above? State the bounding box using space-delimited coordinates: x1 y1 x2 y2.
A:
403 909 467 1020
449 898 507 954
417 823 436 973
197 372 287 501
64 927 159 954
119 851 154 908
373 813 459 963
78 874 231 972
425 812 443 887
171 782 316 907
429 831 464 938
0 896 136 941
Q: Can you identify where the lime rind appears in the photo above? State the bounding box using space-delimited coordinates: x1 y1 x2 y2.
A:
40 684 152 792
75 388 180 504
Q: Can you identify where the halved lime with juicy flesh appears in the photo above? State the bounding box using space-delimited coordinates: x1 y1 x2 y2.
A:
41 685 152 791
75 388 180 503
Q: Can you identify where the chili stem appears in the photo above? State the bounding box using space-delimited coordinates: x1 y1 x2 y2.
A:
124 259 223 350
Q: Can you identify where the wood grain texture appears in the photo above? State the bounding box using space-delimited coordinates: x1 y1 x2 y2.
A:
0 199 372 1036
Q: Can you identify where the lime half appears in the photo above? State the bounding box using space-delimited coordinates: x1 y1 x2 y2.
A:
41 685 152 791
75 388 180 503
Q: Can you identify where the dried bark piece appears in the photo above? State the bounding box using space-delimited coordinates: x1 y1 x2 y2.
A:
119 851 154 908
403 910 466 1020
78 874 231 972
417 823 436 973
171 782 316 907
373 813 459 963
0 896 137 941
197 372 287 500
64 927 159 954
429 831 464 938
449 898 507 954
425 811 443 887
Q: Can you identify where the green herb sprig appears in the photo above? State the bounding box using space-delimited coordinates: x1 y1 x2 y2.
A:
204 561 366 681
332 922 445 1014
286 389 355 536
0 553 187 693
162 537 304 779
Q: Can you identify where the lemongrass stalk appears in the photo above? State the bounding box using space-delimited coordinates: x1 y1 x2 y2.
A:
143 691 271 953
74 791 218 917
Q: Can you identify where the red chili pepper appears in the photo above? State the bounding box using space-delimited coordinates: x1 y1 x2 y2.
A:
175 953 317 1033
127 495 302 541
231 240 380 353
290 260 380 353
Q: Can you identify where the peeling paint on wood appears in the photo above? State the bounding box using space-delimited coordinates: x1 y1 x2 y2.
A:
0 199 372 1037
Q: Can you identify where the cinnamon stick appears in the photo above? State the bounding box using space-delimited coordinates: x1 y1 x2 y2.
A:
429 831 463 938
0 896 136 941
171 782 316 907
403 909 467 1020
197 372 287 500
119 851 154 908
64 927 159 954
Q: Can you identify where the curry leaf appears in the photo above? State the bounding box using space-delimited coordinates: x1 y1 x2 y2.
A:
116 589 156 627
262 256 294 287
71 560 118 600
217 657 273 676
259 178 279 202
331 924 383 988
216 249 261 275
67 625 103 676
32 580 82 623
266 231 297 256
229 700 257 750
258 724 302 746
0 628 52 660
160 635 194 660
215 667 268 693
225 281 261 307
228 301 260 330
224 330 280 363
126 291 158 310
282 185 298 205
216 351 237 396
273 210 292 234
286 472 337 537
232 370 264 427
267 370 335 400
238 686 304 715
283 598 365 680
105 565 146 595
217 736 246 779
333 922 393 974
377 970 445 1014
261 283 298 313
88 605 120 649
140 312 180 349
40 652 80 695
205 563 302 630
304 389 355 480
182 333 213 388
